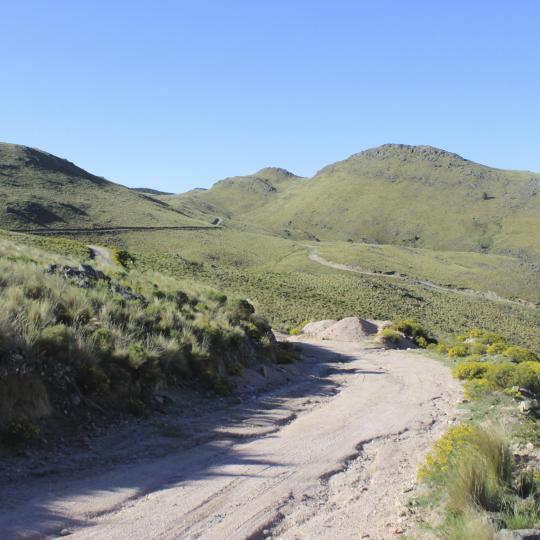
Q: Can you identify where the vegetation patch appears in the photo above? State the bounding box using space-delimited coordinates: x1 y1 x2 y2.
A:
0 238 278 444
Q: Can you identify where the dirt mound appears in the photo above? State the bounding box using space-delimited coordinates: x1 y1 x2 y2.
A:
301 320 337 335
317 317 378 342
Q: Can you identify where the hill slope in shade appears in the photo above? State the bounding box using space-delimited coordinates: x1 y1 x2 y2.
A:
177 144 540 260
0 143 206 230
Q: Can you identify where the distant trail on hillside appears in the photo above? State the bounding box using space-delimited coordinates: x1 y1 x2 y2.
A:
308 248 540 311
9 225 221 235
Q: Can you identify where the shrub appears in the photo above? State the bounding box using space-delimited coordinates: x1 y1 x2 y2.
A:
486 341 507 355
468 341 488 355
289 327 301 336
391 319 430 341
76 364 110 395
2 416 40 446
378 328 403 347
127 343 148 368
226 361 244 376
503 346 538 363
92 327 114 352
469 330 507 345
36 324 73 355
453 361 492 380
463 378 494 399
484 363 517 389
435 342 449 354
513 362 540 393
126 398 145 417
207 291 227 305
446 429 512 514
448 345 468 358
227 298 255 321
419 424 480 481
111 248 134 268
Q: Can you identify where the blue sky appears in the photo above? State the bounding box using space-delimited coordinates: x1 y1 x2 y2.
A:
1 1 539 192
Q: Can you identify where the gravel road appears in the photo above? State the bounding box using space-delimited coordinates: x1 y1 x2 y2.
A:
0 339 461 540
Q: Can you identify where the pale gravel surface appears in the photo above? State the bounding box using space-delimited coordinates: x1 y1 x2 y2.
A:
0 338 461 540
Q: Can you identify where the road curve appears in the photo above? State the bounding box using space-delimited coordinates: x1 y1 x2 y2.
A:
308 248 539 311
0 340 461 540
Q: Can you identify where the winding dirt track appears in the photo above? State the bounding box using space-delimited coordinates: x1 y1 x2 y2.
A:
308 249 539 311
0 339 461 540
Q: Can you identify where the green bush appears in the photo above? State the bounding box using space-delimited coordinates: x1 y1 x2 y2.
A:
448 345 468 358
226 361 244 376
378 328 403 346
453 361 492 380
227 298 255 321
36 324 73 355
92 327 114 352
468 341 488 355
484 363 517 390
486 341 507 355
111 248 135 268
513 362 540 393
127 343 148 368
76 364 110 395
503 346 538 363
392 319 429 339
126 398 145 417
2 416 40 446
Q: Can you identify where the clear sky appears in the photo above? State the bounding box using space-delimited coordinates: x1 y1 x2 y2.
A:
1 1 539 192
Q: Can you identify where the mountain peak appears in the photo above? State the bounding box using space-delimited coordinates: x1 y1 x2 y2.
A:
253 167 300 181
0 142 103 182
357 144 470 163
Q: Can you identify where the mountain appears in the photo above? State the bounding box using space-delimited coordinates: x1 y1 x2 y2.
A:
174 144 540 260
132 187 174 195
0 143 205 229
161 167 304 222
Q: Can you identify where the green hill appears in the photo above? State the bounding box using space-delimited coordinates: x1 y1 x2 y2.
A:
161 167 304 223
0 143 206 230
178 144 540 260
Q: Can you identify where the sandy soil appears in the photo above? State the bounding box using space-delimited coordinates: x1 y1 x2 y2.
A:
0 338 461 540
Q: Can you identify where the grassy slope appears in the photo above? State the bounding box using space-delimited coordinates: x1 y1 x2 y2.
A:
0 235 278 434
160 167 305 224
314 241 540 304
31 228 539 354
181 144 540 261
0 143 206 230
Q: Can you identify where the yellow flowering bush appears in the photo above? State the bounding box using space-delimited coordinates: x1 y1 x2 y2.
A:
453 361 492 380
464 378 494 399
418 424 480 481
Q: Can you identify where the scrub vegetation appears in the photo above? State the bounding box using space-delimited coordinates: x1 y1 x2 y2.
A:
0 238 277 445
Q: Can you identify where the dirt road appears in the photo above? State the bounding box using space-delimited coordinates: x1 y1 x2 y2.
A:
0 339 461 540
308 248 539 311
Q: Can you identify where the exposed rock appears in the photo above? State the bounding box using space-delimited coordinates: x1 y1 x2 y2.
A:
495 530 540 540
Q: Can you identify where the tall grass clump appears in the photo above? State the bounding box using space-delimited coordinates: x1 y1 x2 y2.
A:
420 424 540 538
0 238 278 440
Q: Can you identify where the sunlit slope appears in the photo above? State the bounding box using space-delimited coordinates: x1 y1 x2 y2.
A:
244 145 540 258
161 167 305 223
177 144 540 259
